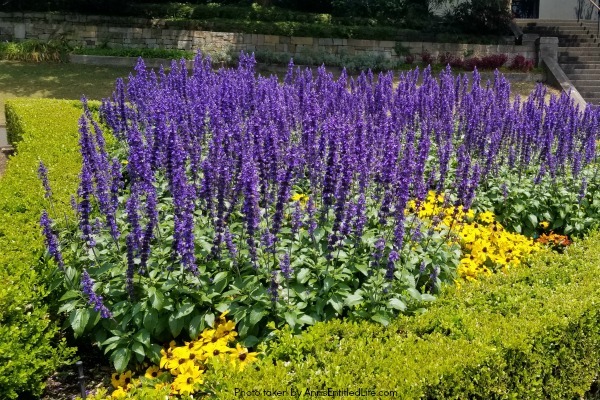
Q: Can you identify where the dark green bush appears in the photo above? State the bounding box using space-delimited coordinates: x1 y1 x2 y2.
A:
203 233 600 398
445 0 512 35
1 99 86 399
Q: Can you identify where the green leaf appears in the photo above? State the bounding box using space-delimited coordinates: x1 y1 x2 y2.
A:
249 307 267 325
174 302 195 319
371 313 390 326
70 308 91 338
134 329 151 347
297 268 311 284
323 276 335 293
388 298 407 311
59 290 81 301
131 341 145 358
113 348 131 373
527 214 538 227
407 288 422 301
189 314 204 338
151 290 164 311
205 313 215 328
168 314 184 337
143 309 158 333
344 293 363 307
284 312 296 329
147 344 162 364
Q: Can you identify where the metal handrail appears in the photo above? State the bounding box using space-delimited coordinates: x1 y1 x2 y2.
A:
580 0 600 37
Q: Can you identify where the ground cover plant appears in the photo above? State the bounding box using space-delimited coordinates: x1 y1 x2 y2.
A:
38 52 600 376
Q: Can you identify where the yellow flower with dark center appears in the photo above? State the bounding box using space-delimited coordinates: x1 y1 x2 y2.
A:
170 357 196 376
230 343 259 370
159 347 177 370
111 370 132 388
204 340 232 359
539 221 550 229
477 211 495 224
172 365 204 396
290 193 310 206
144 366 162 380
215 320 237 342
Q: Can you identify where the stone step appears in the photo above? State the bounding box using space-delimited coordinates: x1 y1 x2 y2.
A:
559 55 600 63
565 72 600 80
558 47 600 54
562 66 600 73
570 79 600 86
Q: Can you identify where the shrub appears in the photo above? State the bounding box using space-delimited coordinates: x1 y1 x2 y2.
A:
200 231 600 398
0 99 82 399
509 54 535 72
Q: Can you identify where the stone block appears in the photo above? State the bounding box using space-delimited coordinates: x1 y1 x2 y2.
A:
291 36 313 45
332 38 347 46
264 34 279 44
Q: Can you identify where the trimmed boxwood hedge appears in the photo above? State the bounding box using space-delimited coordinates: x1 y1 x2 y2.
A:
0 99 86 399
204 236 600 399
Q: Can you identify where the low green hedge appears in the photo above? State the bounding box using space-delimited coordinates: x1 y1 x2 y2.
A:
204 236 600 399
0 99 86 399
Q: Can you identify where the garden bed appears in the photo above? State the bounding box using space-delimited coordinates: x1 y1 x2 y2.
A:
3 54 600 398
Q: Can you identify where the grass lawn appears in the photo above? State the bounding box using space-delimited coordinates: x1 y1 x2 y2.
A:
0 61 133 126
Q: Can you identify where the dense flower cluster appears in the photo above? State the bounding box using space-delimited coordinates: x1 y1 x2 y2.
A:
108 311 257 399
408 192 541 282
455 214 540 281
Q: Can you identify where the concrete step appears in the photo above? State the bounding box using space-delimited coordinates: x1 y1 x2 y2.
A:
570 79 600 86
559 55 600 63
558 47 600 54
562 66 600 73
564 72 600 80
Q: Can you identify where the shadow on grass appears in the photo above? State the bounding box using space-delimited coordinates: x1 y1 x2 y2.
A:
0 61 134 124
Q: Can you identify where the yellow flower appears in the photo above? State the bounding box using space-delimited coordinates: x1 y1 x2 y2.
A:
477 211 495 224
171 365 204 396
144 365 162 380
539 221 549 229
111 370 132 389
111 386 128 399
204 340 232 359
159 347 177 370
216 310 230 326
173 343 204 363
290 193 310 206
215 320 238 342
230 343 259 370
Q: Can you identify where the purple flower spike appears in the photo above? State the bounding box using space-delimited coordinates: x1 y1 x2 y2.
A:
40 211 64 269
37 161 52 199
81 269 112 319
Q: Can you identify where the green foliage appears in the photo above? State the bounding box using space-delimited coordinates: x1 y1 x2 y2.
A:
51 146 459 372
445 0 512 35
0 99 83 399
0 39 72 62
201 232 600 398
475 165 600 238
251 48 400 72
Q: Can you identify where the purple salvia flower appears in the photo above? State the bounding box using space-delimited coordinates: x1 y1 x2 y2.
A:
224 228 237 259
307 197 317 236
291 202 303 236
80 269 112 319
40 211 64 269
267 271 279 303
77 163 96 248
385 250 399 281
125 234 136 299
280 253 293 279
37 161 52 199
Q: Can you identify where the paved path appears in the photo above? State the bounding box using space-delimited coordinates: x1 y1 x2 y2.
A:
0 126 7 147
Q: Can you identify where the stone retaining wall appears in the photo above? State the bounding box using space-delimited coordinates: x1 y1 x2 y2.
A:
0 12 537 63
